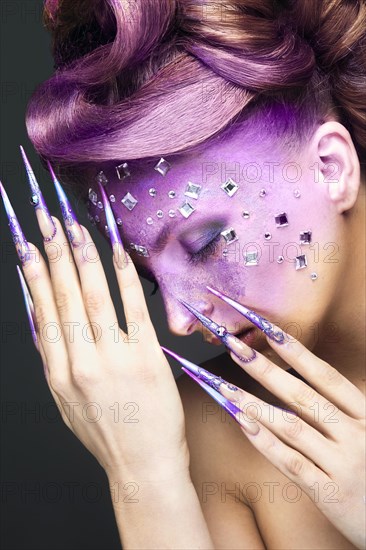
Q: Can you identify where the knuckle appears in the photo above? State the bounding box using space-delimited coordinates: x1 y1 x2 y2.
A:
285 452 306 477
128 307 147 325
48 372 68 393
284 418 303 439
319 361 342 386
54 289 73 314
294 382 317 408
83 290 106 316
257 359 274 377
34 303 48 327
70 366 96 388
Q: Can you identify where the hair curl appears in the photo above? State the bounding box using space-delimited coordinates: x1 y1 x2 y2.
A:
28 0 366 200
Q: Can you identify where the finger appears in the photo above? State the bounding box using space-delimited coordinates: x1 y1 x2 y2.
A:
42 217 97 362
237 414 332 510
98 183 157 345
264 328 365 419
228 348 348 434
69 224 121 352
220 385 333 472
20 242 70 385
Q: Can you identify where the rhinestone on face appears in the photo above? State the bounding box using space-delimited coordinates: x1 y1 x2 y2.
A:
264 232 272 240
96 170 108 186
222 249 228 257
244 251 258 266
259 189 267 197
136 245 149 257
121 192 138 211
275 212 289 227
116 162 131 180
277 255 284 263
29 194 39 206
311 272 318 280
104 225 109 234
168 209 176 217
294 189 301 198
109 194 116 203
154 157 171 176
116 218 122 226
146 217 153 225
156 210 163 218
295 254 307 270
97 201 104 209
178 201 195 218
94 215 100 223
299 230 312 244
149 188 157 197
88 188 98 205
242 211 250 219
221 227 238 245
185 182 202 200
168 190 176 198
221 177 239 197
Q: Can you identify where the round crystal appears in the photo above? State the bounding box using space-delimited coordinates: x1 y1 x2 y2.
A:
157 210 163 218
264 232 272 240
29 194 39 206
109 195 116 202
149 188 157 197
168 209 176 217
216 326 226 337
277 255 284 263
146 217 153 225
116 218 122 225
97 201 103 209
293 189 301 198
168 190 176 198
94 215 100 223
242 211 250 219
259 189 267 197
311 272 318 280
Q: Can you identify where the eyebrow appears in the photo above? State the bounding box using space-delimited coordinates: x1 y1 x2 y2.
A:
148 224 172 254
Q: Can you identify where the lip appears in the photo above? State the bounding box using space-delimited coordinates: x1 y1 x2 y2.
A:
204 326 257 347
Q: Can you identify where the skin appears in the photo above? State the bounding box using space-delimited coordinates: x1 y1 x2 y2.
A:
15 119 365 549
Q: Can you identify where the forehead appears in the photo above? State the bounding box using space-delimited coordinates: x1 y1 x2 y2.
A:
88 122 262 247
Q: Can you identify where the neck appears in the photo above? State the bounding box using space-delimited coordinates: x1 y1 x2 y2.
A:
313 190 366 393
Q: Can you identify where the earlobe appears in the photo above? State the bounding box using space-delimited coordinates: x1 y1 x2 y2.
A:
313 121 361 214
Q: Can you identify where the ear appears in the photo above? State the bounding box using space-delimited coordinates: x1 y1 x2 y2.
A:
310 121 361 214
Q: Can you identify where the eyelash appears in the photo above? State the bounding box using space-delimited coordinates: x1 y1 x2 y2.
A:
186 234 222 266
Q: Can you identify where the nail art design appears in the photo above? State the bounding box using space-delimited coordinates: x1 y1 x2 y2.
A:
178 299 257 363
97 182 129 269
0 181 31 265
19 146 56 242
181 367 242 420
47 161 85 247
161 346 239 393
206 286 285 344
16 265 39 350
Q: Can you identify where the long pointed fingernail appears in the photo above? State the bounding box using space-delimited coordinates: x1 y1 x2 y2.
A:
178 299 257 363
206 285 285 344
47 161 85 247
20 146 57 242
0 181 32 265
181 367 243 422
16 265 39 351
161 345 239 393
97 182 129 270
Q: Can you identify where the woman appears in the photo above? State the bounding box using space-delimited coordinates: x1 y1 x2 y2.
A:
1 0 365 548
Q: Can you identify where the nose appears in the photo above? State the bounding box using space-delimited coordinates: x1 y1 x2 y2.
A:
163 294 214 336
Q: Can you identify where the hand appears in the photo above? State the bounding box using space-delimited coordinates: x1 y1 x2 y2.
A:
222 323 365 549
173 290 365 549
5 175 188 483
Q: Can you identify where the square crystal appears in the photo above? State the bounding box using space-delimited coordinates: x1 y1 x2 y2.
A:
275 212 289 227
244 251 258 266
221 227 238 245
96 170 108 186
184 182 202 200
116 162 131 180
299 230 312 244
295 254 307 270
221 178 239 197
178 201 195 218
154 157 171 176
121 192 138 211
88 188 97 205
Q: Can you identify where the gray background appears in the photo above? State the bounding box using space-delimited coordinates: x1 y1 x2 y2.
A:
0 2 222 548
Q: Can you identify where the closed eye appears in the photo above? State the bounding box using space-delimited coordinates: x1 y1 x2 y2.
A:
186 233 222 266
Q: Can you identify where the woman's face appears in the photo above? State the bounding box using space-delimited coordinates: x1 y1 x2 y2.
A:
93 124 344 351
